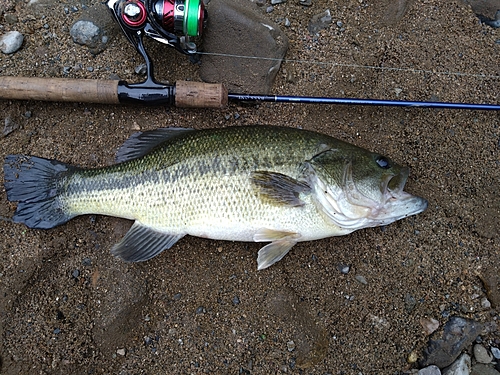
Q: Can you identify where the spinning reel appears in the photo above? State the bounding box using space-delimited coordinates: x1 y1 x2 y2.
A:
106 0 208 104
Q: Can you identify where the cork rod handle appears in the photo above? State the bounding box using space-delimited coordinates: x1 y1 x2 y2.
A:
0 76 120 104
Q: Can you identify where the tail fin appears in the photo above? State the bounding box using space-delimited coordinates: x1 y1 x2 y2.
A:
4 155 77 229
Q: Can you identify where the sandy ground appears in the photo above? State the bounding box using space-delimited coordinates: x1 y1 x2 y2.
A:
0 0 499 374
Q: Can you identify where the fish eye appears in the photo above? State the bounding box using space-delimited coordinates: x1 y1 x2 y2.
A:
376 156 391 169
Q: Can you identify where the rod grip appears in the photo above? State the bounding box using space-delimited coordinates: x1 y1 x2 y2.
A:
0 76 120 104
175 81 228 108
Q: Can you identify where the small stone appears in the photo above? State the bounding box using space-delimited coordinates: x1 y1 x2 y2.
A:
116 348 126 356
474 344 493 364
266 5 274 13
299 0 312 6
481 297 491 309
271 0 285 4
418 365 441 375
134 63 147 75
3 117 18 137
173 293 182 301
420 317 440 336
337 264 350 274
491 347 500 359
82 258 92 266
72 269 80 278
0 31 24 54
308 9 332 34
405 294 417 313
53 328 61 334
195 306 206 314
284 18 291 27
286 340 295 352
442 353 470 375
407 350 419 364
232 296 240 305
355 275 367 285
4 14 18 24
470 363 500 375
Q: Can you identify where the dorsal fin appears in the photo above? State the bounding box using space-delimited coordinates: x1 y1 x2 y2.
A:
116 127 195 163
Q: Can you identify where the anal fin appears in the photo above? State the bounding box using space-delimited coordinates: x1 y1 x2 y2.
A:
111 221 185 262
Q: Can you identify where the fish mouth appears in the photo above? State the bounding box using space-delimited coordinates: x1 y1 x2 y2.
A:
379 167 428 222
386 167 409 195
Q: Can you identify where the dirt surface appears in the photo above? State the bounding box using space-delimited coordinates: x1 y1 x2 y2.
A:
0 0 499 374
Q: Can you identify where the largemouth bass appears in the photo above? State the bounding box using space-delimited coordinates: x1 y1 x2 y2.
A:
3 125 427 269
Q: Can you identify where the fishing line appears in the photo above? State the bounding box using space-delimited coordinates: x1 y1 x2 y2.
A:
196 51 500 80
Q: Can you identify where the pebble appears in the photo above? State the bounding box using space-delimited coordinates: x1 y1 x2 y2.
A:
232 296 240 305
474 344 493 364
3 117 18 137
299 0 312 6
82 258 91 266
337 264 350 274
173 293 182 301
443 353 470 375
0 31 24 54
286 340 295 352
419 365 442 375
491 347 500 359
134 64 147 75
355 275 367 285
70 18 109 55
481 298 491 309
405 293 418 313
195 306 206 314
420 317 440 336
308 9 332 34
470 364 500 375
116 348 126 356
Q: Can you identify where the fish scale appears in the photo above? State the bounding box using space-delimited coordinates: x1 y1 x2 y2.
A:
4 125 427 269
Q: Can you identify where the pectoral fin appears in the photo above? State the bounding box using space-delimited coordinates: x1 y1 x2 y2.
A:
255 229 301 270
251 171 311 207
111 221 185 262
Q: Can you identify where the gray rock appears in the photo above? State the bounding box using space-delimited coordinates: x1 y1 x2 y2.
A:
200 0 289 94
491 347 500 359
3 116 19 137
467 1 500 28
419 365 442 375
308 9 332 34
474 344 493 364
471 364 500 375
443 353 471 375
355 275 368 285
70 4 117 55
0 31 24 54
419 316 482 369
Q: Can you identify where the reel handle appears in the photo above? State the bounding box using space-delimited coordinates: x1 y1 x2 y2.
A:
0 77 227 108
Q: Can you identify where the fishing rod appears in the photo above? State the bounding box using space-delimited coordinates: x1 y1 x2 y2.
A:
0 0 498 111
